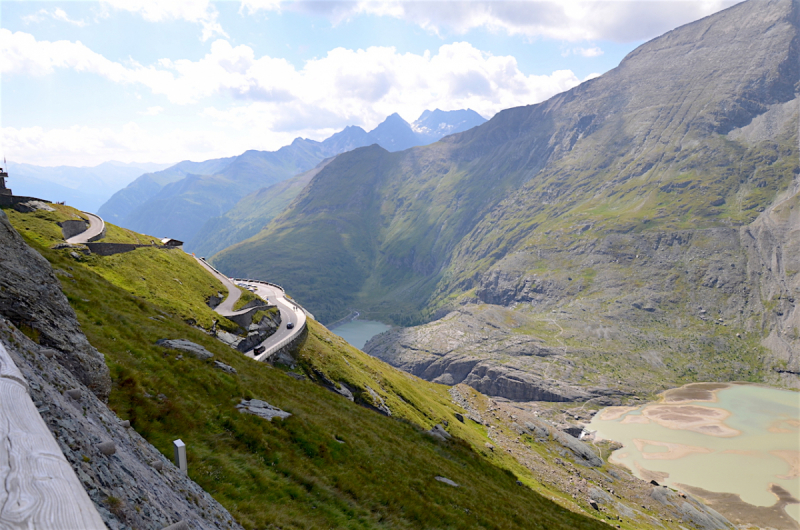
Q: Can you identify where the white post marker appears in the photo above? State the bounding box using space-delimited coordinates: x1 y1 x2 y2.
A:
173 439 187 473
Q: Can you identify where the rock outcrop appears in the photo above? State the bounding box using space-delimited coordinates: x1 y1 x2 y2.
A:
0 209 111 400
650 487 733 530
365 308 631 403
739 176 800 382
215 308 281 353
156 338 214 360
236 399 291 421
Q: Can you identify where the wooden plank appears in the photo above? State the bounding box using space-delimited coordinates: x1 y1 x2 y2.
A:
0 342 107 529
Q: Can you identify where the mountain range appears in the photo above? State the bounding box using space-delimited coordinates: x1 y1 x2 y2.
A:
211 0 799 401
98 109 486 247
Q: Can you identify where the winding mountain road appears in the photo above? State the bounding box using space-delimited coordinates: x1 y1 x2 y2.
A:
65 213 308 362
66 212 105 244
195 257 308 362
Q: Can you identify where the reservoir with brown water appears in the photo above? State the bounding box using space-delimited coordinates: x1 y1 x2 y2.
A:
588 382 800 529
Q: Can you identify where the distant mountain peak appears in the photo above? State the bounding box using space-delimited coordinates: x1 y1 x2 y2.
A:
411 108 487 140
381 113 411 125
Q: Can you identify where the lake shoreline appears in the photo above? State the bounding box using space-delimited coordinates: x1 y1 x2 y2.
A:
589 382 800 529
329 317 392 350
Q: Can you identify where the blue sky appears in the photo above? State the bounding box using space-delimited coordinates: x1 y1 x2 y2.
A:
1 0 741 167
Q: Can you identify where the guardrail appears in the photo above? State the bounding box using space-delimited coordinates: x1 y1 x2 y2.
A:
195 260 314 361
232 277 315 320
84 212 106 243
234 278 308 362
197 257 227 279
231 278 285 294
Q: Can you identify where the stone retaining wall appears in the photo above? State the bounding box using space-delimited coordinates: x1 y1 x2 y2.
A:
225 303 273 329
265 324 308 368
85 243 182 256
0 195 51 207
60 220 89 240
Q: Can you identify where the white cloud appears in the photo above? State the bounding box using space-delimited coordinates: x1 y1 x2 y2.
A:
193 41 582 134
576 45 603 57
1 123 267 167
2 30 582 128
2 31 587 165
101 0 227 40
23 8 88 27
247 0 743 43
1 29 134 78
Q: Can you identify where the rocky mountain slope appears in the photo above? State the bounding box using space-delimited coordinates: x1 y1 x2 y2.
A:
213 0 799 400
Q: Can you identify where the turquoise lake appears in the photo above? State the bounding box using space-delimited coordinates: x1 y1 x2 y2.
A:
330 319 391 350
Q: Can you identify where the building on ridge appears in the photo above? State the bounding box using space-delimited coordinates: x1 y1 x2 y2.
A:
0 167 11 196
161 238 184 248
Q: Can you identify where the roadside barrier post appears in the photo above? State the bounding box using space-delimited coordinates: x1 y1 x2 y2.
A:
173 439 187 473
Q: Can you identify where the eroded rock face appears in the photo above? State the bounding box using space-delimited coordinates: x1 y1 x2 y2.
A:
650 487 732 530
0 320 242 530
365 308 630 403
0 210 111 400
366 177 800 398
739 179 800 382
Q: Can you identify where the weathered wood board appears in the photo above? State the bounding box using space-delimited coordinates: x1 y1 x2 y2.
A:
0 342 107 529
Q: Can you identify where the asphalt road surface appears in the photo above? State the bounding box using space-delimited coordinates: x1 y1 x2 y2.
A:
195 257 306 359
66 212 105 244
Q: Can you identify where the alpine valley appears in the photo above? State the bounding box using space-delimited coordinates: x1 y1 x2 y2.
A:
212 0 800 403
2 1 799 529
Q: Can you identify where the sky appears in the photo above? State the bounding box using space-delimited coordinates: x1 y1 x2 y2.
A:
1 0 742 167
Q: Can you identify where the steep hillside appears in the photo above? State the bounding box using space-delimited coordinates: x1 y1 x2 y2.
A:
186 110 486 254
98 156 236 225
188 158 333 257
115 141 325 243
213 0 799 398
2 204 630 530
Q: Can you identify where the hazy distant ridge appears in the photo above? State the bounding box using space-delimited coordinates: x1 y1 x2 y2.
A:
100 109 486 244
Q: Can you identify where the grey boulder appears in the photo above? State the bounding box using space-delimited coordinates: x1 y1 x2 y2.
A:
156 339 213 360
426 424 452 441
236 399 291 421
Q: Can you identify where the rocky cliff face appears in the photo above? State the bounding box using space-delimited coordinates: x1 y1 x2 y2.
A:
364 0 800 399
0 209 111 400
740 173 800 383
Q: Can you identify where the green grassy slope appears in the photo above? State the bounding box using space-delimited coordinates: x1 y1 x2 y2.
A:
5 206 616 530
187 159 332 257
212 136 537 324
120 142 329 245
